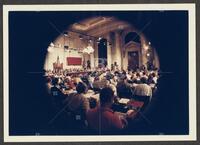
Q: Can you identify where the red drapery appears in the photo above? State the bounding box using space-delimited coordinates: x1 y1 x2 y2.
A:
67 57 82 65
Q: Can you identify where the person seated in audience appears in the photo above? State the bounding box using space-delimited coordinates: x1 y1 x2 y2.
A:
50 77 66 109
73 77 82 86
126 71 132 80
93 74 109 90
147 73 154 85
142 71 148 80
111 64 114 71
105 70 114 80
108 83 117 96
65 73 72 81
64 82 90 119
134 77 152 98
86 87 136 133
108 83 121 104
81 74 93 89
116 76 133 99
151 72 158 84
133 77 152 109
64 78 75 90
87 75 94 89
135 72 141 82
109 76 117 86
46 77 52 95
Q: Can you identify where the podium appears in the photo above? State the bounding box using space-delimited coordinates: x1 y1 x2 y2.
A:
53 56 63 73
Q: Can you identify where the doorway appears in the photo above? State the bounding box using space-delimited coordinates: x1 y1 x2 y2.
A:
128 51 139 71
98 38 107 68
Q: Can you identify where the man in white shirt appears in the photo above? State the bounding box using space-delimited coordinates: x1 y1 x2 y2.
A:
134 77 152 100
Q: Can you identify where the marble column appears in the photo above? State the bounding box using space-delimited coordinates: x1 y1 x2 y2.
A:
105 33 112 69
90 41 95 69
114 31 122 70
93 40 98 68
140 34 147 68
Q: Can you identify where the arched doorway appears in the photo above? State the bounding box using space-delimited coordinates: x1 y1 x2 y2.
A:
123 41 142 70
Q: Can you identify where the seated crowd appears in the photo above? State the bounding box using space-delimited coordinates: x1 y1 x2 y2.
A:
45 67 159 133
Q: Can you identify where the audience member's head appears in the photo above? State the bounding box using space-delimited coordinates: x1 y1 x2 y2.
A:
52 78 59 86
76 82 88 94
136 72 140 77
73 77 82 86
120 75 127 82
140 77 148 84
152 72 156 77
122 70 126 75
94 76 100 81
100 87 114 107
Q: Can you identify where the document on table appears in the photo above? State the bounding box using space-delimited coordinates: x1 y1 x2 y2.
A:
119 98 130 104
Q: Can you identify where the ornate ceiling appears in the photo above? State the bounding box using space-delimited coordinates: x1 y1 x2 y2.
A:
69 16 131 37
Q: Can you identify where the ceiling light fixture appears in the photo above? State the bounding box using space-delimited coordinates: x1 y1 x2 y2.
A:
82 46 94 54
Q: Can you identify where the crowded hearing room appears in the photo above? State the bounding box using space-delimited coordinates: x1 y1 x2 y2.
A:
9 10 189 136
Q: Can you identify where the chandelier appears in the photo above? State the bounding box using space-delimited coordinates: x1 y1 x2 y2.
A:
82 46 94 54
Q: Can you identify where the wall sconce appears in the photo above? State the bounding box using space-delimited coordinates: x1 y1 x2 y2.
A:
144 44 149 50
48 42 55 53
50 42 55 47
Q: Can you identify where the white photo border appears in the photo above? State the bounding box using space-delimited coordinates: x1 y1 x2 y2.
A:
3 4 196 142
